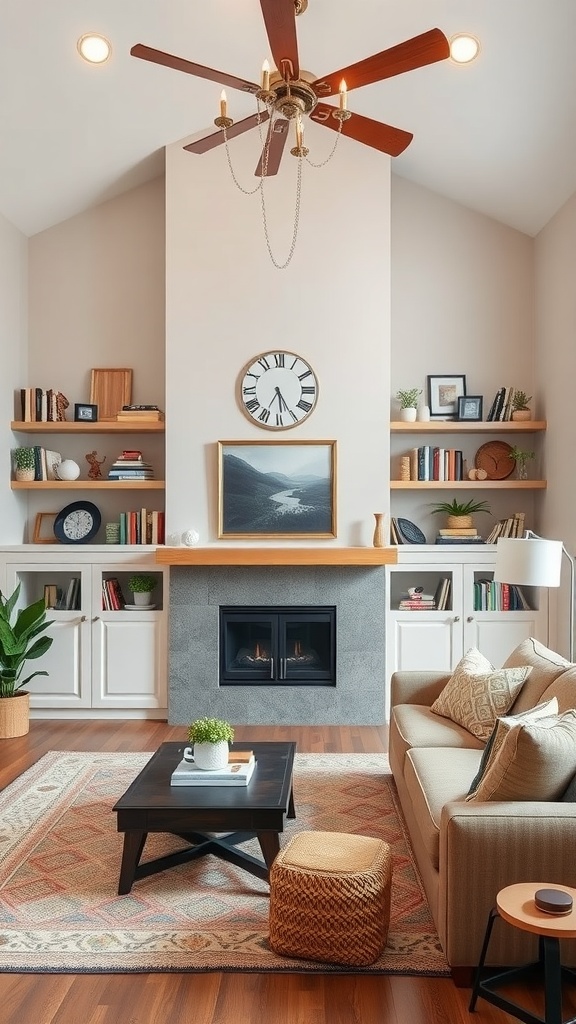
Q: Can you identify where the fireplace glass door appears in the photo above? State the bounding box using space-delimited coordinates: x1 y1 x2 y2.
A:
220 606 336 686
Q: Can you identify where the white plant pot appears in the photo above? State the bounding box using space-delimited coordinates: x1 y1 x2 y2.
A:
399 407 417 422
193 740 229 771
132 591 153 606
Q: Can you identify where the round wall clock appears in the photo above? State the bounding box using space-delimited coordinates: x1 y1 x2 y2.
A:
238 350 319 430
54 500 101 544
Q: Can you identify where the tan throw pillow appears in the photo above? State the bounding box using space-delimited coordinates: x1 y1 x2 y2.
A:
504 637 570 713
431 648 532 742
467 709 576 802
467 697 559 798
539 666 576 714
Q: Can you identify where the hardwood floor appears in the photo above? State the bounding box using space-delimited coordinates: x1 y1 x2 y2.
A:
0 720 568 1024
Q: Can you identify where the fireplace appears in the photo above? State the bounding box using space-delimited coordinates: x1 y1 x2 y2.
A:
220 606 336 686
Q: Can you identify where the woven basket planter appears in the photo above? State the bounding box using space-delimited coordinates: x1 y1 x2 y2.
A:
446 514 473 529
0 691 30 738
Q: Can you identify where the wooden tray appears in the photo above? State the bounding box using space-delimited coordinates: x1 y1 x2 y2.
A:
474 440 515 480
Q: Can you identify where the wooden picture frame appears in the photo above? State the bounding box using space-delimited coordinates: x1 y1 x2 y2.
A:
33 512 58 544
427 374 467 419
218 440 337 540
89 368 132 421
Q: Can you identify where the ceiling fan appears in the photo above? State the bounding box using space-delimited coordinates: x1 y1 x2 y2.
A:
131 0 450 174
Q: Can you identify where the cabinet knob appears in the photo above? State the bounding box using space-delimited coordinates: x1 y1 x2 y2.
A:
92 615 100 622
453 615 460 622
80 615 87 623
467 615 474 622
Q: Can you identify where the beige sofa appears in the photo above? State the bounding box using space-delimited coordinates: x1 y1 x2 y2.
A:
389 638 576 981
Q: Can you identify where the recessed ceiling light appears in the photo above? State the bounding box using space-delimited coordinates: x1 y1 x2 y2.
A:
77 34 112 65
449 34 480 64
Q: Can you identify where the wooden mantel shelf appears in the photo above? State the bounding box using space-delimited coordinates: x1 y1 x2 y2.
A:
155 547 397 567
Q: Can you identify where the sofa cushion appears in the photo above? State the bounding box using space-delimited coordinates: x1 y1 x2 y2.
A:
430 648 532 742
466 709 576 802
505 637 571 713
467 697 559 798
391 704 484 772
404 748 483 869
540 666 576 713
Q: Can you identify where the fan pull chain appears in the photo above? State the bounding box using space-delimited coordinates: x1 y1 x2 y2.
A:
221 101 270 196
305 117 344 168
259 155 303 270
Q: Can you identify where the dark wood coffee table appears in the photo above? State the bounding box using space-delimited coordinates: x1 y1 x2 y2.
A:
113 741 296 894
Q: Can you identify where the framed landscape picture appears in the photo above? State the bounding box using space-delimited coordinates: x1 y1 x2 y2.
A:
218 440 337 539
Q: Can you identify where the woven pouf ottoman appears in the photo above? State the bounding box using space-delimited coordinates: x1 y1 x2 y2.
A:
269 830 392 966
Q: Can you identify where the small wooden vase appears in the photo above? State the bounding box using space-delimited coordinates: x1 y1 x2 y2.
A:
373 513 386 547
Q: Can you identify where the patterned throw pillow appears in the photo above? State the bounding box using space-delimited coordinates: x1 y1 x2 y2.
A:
467 697 559 798
430 648 532 742
466 709 576 802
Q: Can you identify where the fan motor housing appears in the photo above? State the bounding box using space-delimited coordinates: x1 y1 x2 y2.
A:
269 71 318 119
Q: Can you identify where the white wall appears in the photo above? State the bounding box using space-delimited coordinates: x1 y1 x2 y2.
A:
165 129 391 546
0 212 28 543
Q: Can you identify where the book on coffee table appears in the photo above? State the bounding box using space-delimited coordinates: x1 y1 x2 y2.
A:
170 755 256 787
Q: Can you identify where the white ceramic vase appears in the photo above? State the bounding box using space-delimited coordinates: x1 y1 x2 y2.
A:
56 459 81 481
399 407 417 422
193 740 229 771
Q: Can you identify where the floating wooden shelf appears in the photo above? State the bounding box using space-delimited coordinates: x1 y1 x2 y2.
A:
390 480 546 490
390 421 546 433
155 547 398 567
11 480 165 490
11 421 164 434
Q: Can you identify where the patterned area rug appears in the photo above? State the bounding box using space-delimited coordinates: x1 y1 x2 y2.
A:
0 751 449 975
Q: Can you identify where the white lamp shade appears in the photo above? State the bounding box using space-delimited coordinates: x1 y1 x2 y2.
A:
494 538 563 588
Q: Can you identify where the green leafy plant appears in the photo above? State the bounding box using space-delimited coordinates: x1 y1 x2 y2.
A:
512 390 532 412
188 717 234 745
128 574 158 593
396 387 422 409
509 446 535 466
13 447 35 471
0 584 54 698
430 498 491 517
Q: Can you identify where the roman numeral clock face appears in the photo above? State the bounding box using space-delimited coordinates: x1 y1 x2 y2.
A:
239 351 319 430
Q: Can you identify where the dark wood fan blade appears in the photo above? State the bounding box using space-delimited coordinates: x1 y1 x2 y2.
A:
310 103 413 157
183 111 270 155
312 28 449 97
255 119 289 176
259 0 300 80
130 43 260 94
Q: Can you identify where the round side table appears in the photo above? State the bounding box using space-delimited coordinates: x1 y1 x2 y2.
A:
469 882 576 1024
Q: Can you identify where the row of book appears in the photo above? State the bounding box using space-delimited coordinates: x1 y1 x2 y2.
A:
19 387 68 422
116 405 164 423
473 580 531 612
406 447 465 482
102 577 126 611
108 450 154 481
435 527 485 545
43 578 81 610
486 512 525 544
118 509 165 545
486 387 518 421
397 577 452 611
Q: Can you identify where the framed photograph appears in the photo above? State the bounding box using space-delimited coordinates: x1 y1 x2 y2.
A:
458 395 483 421
74 403 98 422
32 512 58 544
218 440 337 539
427 375 467 419
89 368 132 421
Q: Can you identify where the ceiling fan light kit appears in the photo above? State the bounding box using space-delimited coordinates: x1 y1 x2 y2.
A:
131 0 452 266
77 33 112 65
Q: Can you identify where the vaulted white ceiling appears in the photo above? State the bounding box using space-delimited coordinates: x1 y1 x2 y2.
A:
2 0 575 237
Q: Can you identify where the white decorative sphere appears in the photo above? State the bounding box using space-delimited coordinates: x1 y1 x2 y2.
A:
182 529 200 547
56 459 81 481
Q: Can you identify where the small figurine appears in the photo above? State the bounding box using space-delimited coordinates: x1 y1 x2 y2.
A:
86 450 106 480
56 391 70 421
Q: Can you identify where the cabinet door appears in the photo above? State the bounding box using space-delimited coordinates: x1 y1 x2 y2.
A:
463 565 547 665
387 614 463 675
91 612 167 708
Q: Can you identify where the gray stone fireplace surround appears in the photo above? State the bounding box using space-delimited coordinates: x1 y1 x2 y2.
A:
169 565 386 725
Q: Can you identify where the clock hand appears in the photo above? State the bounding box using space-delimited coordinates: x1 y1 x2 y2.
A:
268 386 289 411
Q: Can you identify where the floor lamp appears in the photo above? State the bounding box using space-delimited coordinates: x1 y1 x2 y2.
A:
493 531 575 661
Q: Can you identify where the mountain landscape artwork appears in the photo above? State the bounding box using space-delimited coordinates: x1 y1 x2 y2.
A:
218 441 336 538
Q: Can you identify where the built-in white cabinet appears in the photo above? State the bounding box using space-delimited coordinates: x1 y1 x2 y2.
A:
0 547 168 718
385 547 548 708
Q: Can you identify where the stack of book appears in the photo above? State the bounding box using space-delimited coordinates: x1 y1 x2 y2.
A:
486 387 516 421
116 405 164 423
19 387 68 422
435 528 485 545
397 577 451 611
108 450 154 481
170 751 256 787
102 577 126 611
54 577 81 610
486 512 525 544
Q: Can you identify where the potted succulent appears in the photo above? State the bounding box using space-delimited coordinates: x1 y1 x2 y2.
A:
13 446 36 482
511 390 532 421
128 574 158 606
187 716 234 770
430 497 491 530
0 584 54 737
509 445 535 481
396 387 422 422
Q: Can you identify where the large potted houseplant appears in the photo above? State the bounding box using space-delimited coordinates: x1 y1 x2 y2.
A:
0 584 54 737
128 574 158 607
187 717 234 770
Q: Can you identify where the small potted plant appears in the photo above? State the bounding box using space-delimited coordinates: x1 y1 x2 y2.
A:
128 574 158 607
13 446 36 482
187 716 234 770
511 391 532 422
0 583 54 737
396 387 423 422
509 446 535 481
430 497 491 530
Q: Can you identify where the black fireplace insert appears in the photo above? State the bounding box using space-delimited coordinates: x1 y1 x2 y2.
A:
219 605 336 686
